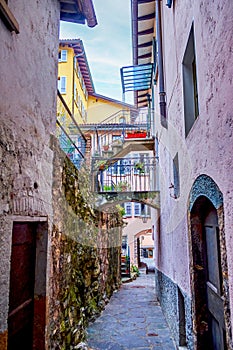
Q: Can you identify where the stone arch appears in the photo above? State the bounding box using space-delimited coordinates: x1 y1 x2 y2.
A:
188 174 232 349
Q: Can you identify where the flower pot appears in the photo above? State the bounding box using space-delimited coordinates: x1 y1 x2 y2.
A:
103 145 109 151
125 132 147 139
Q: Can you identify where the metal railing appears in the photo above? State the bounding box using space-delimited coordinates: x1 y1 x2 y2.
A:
56 90 87 168
92 156 159 193
80 107 153 156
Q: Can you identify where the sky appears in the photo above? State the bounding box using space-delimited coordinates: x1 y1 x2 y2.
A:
60 0 134 104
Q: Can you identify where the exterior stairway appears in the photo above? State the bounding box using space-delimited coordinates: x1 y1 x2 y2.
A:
121 256 131 278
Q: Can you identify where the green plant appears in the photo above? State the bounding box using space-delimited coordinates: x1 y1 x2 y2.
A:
103 185 112 192
134 162 145 174
115 204 126 217
131 264 140 275
114 180 130 191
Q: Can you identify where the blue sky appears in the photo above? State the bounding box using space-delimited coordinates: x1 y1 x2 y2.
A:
60 0 134 104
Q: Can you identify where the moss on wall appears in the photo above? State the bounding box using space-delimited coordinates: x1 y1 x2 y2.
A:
49 140 122 348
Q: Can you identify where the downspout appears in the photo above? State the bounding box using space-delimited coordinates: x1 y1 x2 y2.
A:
72 55 75 116
156 0 167 127
132 0 138 107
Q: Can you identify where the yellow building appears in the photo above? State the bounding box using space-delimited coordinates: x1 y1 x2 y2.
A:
87 92 134 125
57 39 94 125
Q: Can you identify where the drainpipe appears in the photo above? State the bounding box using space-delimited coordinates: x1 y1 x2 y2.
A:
132 0 138 107
156 0 167 127
72 55 75 116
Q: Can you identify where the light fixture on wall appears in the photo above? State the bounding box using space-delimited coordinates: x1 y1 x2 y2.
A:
141 204 149 223
142 216 148 223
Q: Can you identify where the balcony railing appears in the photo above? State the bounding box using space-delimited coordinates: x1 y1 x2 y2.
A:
98 108 152 152
56 90 87 168
80 107 153 157
92 156 159 194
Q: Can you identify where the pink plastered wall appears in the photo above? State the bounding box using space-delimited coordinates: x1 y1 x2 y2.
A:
153 0 233 306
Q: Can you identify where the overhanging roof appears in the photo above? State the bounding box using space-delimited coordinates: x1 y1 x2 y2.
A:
60 0 97 28
131 0 156 107
120 63 153 93
59 39 95 94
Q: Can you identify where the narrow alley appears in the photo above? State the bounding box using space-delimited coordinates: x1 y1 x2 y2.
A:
86 272 176 350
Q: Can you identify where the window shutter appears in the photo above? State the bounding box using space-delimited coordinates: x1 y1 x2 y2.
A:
124 203 132 216
134 203 141 216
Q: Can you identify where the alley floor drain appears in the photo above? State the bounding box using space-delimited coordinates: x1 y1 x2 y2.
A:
130 286 145 288
147 333 159 336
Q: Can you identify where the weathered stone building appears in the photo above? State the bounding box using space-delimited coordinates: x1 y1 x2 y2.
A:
130 0 233 349
0 1 122 349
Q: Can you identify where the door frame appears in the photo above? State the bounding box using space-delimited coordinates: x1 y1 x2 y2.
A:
188 175 232 350
7 216 48 350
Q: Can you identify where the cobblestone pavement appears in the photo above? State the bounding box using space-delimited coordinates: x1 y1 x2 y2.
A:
86 272 177 350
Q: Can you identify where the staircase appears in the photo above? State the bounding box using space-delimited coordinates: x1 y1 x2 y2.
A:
121 256 131 278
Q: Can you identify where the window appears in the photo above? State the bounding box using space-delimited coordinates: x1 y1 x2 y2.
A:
0 0 19 33
74 83 76 101
182 24 199 136
58 50 67 62
173 152 180 198
58 76 67 94
134 203 141 216
140 248 153 258
124 203 132 217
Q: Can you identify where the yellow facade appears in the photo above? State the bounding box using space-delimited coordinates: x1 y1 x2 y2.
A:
87 94 132 124
57 45 88 126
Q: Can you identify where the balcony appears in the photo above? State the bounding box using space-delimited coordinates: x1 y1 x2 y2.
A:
80 107 154 159
92 156 160 209
56 91 159 209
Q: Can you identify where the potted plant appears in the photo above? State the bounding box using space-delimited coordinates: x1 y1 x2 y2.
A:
134 162 145 174
125 130 147 139
102 144 109 151
114 180 130 191
112 139 123 153
95 160 107 171
103 185 113 192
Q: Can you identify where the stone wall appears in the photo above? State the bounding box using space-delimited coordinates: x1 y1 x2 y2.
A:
49 139 122 349
0 1 60 347
155 269 194 350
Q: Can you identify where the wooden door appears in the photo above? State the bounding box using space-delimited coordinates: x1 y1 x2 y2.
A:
8 223 37 349
204 209 226 349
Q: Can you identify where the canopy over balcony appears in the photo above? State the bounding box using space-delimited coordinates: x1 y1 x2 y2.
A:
120 63 154 94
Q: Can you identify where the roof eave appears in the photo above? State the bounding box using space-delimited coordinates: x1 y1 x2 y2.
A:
59 39 95 93
60 0 97 28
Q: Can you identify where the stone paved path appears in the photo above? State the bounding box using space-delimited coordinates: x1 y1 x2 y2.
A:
86 272 177 349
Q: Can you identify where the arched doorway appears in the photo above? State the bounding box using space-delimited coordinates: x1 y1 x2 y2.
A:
189 175 231 349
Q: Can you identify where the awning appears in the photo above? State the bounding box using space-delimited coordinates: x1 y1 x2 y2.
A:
120 63 153 94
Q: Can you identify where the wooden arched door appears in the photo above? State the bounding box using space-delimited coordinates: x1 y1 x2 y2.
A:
191 197 227 350
204 206 226 349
